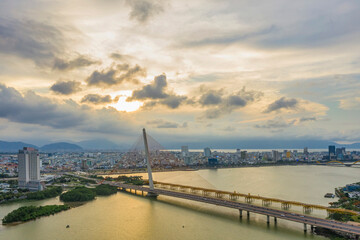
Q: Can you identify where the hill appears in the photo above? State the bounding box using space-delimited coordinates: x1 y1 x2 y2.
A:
0 141 39 152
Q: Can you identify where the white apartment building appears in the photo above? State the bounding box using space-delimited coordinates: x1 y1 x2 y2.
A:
18 147 42 191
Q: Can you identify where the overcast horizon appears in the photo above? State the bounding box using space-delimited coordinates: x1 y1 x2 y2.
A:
1 0 360 147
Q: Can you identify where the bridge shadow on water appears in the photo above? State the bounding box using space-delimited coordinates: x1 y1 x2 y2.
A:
120 189 318 239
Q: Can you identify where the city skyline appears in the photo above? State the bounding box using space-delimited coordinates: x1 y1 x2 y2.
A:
1 0 360 146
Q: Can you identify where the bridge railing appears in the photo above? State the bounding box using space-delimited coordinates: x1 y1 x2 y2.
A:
153 181 359 216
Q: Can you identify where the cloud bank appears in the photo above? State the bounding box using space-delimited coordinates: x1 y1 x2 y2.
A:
50 80 82 95
86 64 146 87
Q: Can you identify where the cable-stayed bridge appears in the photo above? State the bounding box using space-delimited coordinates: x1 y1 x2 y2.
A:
87 129 360 238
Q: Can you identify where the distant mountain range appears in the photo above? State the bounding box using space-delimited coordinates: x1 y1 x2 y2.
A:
0 139 122 152
0 141 38 152
0 139 359 153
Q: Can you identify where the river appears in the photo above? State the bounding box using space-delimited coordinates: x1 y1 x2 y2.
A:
0 165 359 240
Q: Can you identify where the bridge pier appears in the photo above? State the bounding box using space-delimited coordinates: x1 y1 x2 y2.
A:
303 206 313 214
311 225 314 233
230 194 238 200
304 223 307 232
267 215 270 224
262 200 271 206
239 209 243 219
274 217 277 224
247 211 250 218
281 203 291 210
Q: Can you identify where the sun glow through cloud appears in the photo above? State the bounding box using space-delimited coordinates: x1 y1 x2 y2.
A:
110 91 143 112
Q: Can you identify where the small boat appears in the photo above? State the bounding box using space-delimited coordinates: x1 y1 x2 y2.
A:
324 193 335 198
66 225 70 228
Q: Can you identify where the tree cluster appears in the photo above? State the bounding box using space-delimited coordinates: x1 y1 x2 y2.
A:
60 187 96 202
94 184 118 196
27 187 63 200
2 205 70 224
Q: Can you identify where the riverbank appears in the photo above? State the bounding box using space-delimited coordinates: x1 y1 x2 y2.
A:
328 182 360 222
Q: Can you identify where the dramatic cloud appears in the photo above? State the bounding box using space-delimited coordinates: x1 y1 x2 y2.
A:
1 0 359 144
86 64 146 87
225 95 247 107
160 95 187 109
128 74 187 109
81 94 119 105
126 0 163 23
264 97 299 113
0 18 65 66
50 80 82 95
53 56 99 71
199 91 223 106
129 74 168 100
255 118 296 129
0 83 134 134
147 119 187 128
201 87 263 119
0 83 84 128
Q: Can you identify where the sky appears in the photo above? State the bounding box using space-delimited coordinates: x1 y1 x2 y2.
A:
0 0 360 148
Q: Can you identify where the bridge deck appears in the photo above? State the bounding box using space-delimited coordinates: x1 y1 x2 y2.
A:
104 181 360 236
153 181 357 215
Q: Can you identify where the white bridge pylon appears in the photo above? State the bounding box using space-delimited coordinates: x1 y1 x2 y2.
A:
142 128 158 197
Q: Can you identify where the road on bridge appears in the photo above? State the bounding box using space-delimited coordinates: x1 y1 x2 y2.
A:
104 181 360 236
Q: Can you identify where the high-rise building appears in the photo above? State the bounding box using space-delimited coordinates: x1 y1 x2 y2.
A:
286 151 291 158
184 156 191 165
181 146 189 157
304 147 309 155
272 150 280 161
328 145 335 159
18 147 42 191
204 147 211 157
81 159 89 170
335 147 346 156
335 147 346 160
240 151 247 160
